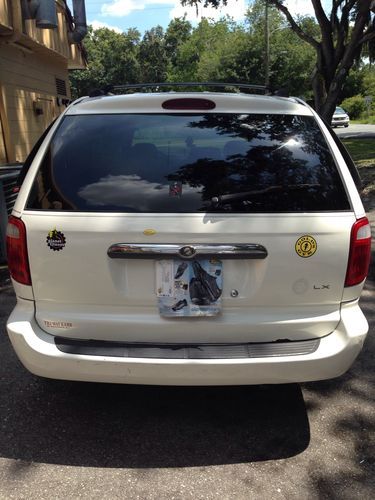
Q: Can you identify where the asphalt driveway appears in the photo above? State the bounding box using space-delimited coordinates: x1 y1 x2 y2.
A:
335 123 375 139
0 220 374 499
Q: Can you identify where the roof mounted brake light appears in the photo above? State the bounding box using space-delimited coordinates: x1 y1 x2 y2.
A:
162 98 216 110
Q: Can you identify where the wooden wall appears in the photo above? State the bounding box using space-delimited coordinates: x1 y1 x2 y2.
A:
1 1 85 66
0 1 87 164
0 0 11 30
24 2 71 60
0 43 71 163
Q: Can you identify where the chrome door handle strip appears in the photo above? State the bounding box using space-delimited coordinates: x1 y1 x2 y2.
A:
107 243 268 260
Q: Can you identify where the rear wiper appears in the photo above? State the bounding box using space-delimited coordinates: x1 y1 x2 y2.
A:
211 184 321 205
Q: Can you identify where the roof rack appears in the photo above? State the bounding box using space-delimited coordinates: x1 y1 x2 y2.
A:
89 82 269 98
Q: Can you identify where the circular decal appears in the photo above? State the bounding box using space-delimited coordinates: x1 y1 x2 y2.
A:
47 229 66 251
295 235 317 258
143 229 157 236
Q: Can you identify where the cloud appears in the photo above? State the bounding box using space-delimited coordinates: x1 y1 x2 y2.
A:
78 174 198 211
90 20 123 33
170 0 247 22
173 0 322 23
101 1 173 18
284 0 315 17
101 0 247 22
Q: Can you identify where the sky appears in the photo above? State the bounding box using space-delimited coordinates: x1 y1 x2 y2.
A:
68 0 323 34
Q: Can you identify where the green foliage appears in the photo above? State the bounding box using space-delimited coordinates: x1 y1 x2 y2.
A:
362 67 375 98
139 26 168 82
69 0 371 107
341 65 375 101
353 115 375 124
181 0 375 120
246 0 284 35
165 17 193 66
69 1 319 98
167 4 316 94
340 65 375 119
167 18 258 83
266 20 316 96
343 139 375 163
341 95 366 118
70 26 141 98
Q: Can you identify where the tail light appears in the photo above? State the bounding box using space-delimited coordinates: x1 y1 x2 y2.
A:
6 216 31 286
345 217 371 287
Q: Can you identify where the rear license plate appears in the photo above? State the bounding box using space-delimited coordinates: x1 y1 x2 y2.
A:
156 259 223 317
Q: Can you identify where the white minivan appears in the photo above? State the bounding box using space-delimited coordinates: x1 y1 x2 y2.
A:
6 85 371 385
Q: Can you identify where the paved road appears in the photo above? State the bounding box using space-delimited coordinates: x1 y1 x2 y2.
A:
0 221 374 499
335 123 375 139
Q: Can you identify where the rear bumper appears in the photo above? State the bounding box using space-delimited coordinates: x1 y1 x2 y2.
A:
7 298 368 385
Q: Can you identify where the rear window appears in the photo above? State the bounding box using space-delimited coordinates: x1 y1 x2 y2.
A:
26 113 350 213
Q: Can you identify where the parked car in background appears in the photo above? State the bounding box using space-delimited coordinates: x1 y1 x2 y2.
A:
331 106 350 127
6 84 370 386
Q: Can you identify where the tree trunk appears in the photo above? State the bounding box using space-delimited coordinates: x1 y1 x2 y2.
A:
312 64 349 121
320 68 349 120
311 66 326 114
265 0 375 123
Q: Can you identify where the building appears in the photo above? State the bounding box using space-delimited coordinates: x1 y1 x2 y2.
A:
0 0 87 165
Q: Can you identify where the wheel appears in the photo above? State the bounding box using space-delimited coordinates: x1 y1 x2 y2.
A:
344 124 349 128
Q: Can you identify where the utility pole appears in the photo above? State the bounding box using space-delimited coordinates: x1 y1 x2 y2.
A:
264 0 270 88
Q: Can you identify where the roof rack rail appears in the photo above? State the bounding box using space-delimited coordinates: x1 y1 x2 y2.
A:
292 96 309 107
88 82 269 98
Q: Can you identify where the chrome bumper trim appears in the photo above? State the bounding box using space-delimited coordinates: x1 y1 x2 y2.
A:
55 338 320 359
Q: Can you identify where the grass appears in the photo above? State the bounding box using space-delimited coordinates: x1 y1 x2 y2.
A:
342 138 375 163
351 116 375 125
343 138 375 205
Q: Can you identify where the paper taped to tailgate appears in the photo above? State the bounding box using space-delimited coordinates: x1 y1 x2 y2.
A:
156 259 223 317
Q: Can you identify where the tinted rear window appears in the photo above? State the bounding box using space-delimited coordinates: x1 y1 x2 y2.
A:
27 113 350 213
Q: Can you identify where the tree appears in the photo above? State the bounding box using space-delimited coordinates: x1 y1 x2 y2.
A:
167 17 265 83
70 26 141 98
165 11 317 93
165 16 193 66
245 3 318 96
139 26 168 82
182 0 375 120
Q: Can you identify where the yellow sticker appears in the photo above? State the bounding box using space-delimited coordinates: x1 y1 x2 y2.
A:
143 229 157 236
295 235 317 258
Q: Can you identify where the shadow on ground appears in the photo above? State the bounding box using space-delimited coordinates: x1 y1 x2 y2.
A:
300 276 375 499
0 273 374 488
0 278 312 468
0 328 309 468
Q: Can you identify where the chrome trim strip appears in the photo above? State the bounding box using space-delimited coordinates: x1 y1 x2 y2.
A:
55 338 320 359
107 243 268 260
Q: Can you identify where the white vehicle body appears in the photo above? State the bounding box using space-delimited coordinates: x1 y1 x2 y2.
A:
6 91 370 385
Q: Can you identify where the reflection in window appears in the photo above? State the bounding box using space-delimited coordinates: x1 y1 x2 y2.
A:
27 113 350 213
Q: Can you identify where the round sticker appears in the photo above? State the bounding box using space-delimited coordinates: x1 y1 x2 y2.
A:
295 235 317 258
